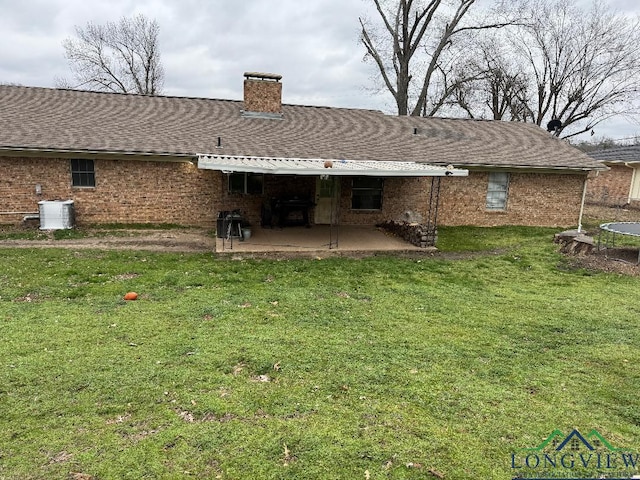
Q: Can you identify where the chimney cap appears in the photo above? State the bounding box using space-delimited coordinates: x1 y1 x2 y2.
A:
244 72 282 82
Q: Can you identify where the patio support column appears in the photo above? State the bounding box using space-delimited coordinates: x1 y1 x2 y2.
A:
425 177 441 246
328 175 340 249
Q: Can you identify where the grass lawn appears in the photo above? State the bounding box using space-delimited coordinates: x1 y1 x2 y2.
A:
1 226 639 479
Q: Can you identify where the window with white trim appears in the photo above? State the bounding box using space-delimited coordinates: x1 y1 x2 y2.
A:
486 172 509 210
228 173 264 195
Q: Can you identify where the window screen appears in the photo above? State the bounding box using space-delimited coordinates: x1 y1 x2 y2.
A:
486 172 509 210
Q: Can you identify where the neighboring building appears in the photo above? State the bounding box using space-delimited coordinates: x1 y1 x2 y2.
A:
0 73 604 234
587 146 640 207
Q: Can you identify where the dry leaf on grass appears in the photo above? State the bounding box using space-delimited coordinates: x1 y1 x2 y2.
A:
70 473 94 480
429 467 445 478
48 451 73 464
177 410 195 423
282 443 296 466
105 413 131 425
232 363 246 376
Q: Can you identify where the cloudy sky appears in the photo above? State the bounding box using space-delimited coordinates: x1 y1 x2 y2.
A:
1 0 639 141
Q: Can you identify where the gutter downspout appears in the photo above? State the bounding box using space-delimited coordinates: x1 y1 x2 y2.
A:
578 175 588 233
625 163 635 204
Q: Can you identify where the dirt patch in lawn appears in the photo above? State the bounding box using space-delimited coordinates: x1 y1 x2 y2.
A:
0 227 216 253
562 248 640 276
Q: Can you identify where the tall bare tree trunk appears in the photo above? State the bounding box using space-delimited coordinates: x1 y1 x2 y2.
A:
360 0 512 116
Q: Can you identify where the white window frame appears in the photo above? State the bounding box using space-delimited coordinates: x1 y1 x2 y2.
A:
486 172 509 211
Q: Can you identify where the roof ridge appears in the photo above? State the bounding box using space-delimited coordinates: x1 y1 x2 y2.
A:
0 84 243 104
589 144 640 153
0 84 384 113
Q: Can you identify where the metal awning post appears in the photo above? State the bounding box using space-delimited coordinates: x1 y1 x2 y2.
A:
328 176 340 249
425 177 441 247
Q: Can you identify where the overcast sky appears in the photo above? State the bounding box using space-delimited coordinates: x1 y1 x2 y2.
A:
1 0 639 141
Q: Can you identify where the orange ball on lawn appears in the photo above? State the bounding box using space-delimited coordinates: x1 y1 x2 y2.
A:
123 292 138 301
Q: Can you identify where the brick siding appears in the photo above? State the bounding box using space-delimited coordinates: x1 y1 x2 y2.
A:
1 156 586 229
438 171 586 227
243 79 282 114
585 164 633 206
0 157 52 222
0 156 216 226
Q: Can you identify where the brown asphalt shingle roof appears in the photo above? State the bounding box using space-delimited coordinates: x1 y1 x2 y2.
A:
0 85 602 170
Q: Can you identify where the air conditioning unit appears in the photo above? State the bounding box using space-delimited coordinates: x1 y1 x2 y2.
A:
38 200 75 230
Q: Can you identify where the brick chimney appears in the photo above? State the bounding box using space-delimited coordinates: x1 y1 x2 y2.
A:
243 72 282 116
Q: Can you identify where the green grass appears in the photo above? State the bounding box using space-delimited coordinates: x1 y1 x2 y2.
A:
1 226 639 479
0 228 50 241
436 225 556 252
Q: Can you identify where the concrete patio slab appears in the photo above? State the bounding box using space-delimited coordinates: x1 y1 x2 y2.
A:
215 225 430 254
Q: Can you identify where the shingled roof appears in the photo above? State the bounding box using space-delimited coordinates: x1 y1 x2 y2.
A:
0 85 603 171
587 145 640 164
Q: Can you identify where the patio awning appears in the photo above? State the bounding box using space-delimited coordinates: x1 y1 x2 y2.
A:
197 154 468 177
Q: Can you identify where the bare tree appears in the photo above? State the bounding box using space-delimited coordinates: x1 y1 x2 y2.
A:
359 0 515 116
451 40 531 121
452 0 640 138
57 14 164 95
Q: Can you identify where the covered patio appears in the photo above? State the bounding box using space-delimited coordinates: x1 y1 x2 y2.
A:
199 154 468 253
214 224 428 253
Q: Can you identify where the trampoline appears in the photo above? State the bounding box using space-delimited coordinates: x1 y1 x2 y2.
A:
598 222 640 264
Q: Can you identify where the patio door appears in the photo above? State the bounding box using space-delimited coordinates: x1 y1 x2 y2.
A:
315 177 340 224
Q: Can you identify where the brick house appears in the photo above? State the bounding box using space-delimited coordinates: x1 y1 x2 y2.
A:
587 146 640 207
0 73 603 239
